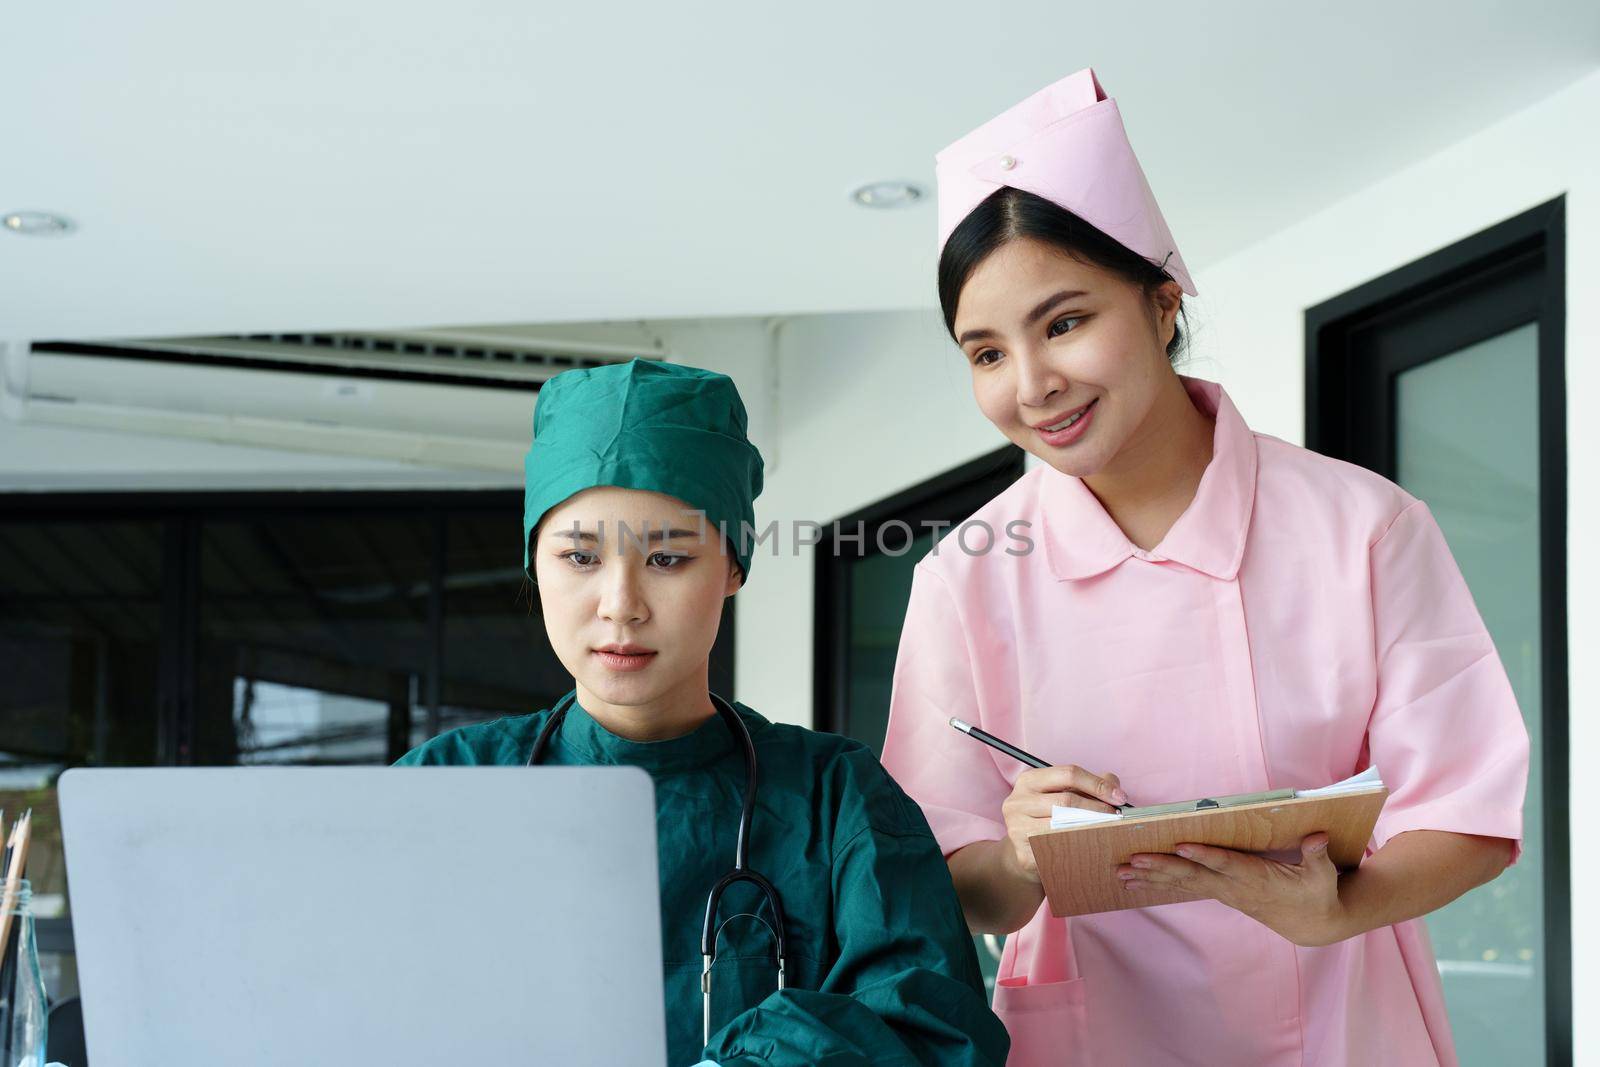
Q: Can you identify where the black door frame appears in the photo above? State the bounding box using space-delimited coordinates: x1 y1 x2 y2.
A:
1305 196 1569 1065
812 444 1025 736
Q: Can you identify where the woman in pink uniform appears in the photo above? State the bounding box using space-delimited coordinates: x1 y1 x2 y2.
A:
878 67 1529 1066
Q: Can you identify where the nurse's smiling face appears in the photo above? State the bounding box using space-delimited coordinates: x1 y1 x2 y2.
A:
952 236 1183 479
534 486 742 735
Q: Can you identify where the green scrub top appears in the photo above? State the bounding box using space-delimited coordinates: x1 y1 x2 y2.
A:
396 694 1010 1067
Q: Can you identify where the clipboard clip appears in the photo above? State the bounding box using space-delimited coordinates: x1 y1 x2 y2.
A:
1120 788 1297 819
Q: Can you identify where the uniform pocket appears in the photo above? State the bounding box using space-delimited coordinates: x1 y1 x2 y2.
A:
991 975 1089 1064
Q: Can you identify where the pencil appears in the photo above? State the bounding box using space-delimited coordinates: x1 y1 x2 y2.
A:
948 718 1132 812
948 717 1050 768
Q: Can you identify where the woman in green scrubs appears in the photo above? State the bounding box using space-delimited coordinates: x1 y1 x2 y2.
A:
397 359 1008 1067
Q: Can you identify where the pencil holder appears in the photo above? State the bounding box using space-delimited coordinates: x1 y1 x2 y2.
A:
0 880 46 1067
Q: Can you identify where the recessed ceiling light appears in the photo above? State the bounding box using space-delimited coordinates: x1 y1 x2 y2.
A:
850 181 923 209
3 211 76 236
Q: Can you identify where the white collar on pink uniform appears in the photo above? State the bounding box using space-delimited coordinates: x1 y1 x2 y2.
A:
1038 377 1258 582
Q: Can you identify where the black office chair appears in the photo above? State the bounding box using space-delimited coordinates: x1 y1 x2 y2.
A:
46 995 87 1067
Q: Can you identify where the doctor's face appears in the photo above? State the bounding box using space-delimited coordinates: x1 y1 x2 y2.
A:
951 236 1183 479
534 486 741 709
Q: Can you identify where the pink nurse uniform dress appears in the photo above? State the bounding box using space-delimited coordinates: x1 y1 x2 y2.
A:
879 376 1530 1066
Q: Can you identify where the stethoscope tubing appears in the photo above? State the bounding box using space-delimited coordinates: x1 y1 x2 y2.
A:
526 689 788 1044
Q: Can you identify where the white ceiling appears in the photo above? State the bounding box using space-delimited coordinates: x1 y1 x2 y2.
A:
4 1 1597 342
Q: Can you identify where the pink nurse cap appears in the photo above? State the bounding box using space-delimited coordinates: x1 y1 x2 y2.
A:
934 67 1197 297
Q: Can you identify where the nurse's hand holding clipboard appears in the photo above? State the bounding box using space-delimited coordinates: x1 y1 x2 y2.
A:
952 718 1509 950
1116 835 1346 946
942 723 1356 946
1116 829 1509 948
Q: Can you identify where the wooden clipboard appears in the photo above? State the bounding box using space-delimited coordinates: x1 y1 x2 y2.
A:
1029 787 1388 917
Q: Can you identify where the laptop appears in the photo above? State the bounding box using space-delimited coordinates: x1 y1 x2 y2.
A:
58 766 667 1066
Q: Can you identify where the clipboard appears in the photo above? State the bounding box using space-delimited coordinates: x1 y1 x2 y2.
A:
1028 785 1388 917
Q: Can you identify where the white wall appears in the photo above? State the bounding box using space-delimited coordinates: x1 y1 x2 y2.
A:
736 67 1598 1056
731 309 993 715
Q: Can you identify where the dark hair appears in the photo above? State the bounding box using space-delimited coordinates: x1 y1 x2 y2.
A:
937 187 1188 364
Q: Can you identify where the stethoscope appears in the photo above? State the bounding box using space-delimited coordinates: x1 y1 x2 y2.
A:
527 689 788 1045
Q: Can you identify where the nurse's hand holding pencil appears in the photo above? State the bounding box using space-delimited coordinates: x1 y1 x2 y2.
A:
948 719 1128 882
944 718 1129 933
999 764 1128 880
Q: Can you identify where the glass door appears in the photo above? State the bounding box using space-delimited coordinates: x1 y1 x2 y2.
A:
1306 197 1568 1064
1395 324 1546 1061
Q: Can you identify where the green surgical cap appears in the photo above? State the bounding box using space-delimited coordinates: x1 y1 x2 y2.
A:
522 358 765 581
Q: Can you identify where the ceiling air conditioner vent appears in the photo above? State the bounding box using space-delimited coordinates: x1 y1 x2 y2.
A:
32 329 659 390
16 330 662 469
234 331 627 375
